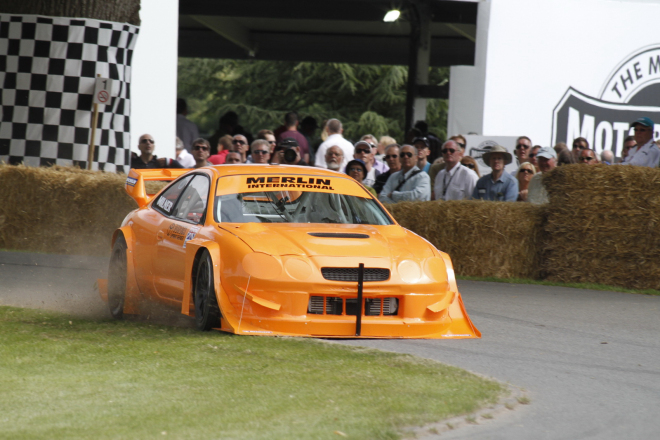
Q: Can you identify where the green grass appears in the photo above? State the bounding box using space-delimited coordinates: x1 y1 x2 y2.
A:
0 307 504 440
457 275 660 296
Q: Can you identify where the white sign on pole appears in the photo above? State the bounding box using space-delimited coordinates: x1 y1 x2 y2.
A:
93 77 114 105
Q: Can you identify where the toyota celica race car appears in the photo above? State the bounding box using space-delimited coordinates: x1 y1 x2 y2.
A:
98 164 480 339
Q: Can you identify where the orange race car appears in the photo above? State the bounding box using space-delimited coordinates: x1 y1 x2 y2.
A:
98 165 480 338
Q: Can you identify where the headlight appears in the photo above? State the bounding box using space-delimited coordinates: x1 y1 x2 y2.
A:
424 257 447 282
284 257 313 281
242 252 282 280
398 260 421 283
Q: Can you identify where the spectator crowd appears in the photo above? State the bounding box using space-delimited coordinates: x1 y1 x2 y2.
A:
131 102 660 205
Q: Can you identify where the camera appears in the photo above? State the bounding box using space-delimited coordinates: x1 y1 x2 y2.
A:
278 137 299 164
284 147 298 163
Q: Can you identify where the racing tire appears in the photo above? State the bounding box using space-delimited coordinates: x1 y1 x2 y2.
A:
107 235 128 319
193 250 221 331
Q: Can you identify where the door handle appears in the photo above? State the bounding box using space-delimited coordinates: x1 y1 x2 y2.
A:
157 231 164 241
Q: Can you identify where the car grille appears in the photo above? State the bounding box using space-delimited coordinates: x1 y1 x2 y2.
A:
307 296 398 316
321 267 390 282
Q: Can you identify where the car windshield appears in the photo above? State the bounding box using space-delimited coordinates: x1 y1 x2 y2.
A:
214 190 393 225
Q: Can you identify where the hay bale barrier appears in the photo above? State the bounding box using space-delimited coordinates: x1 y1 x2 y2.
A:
0 164 136 256
2 163 660 290
388 201 545 279
543 164 660 289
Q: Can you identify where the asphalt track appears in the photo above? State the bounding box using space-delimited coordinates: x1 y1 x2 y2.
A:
1 251 660 439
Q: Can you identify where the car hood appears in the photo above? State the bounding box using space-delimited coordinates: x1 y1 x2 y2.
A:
221 223 425 260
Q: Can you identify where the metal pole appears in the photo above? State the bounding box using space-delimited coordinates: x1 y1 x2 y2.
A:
88 103 99 170
356 263 364 336
87 73 101 170
404 0 421 135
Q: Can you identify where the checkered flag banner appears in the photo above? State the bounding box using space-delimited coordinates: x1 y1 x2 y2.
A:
0 15 139 172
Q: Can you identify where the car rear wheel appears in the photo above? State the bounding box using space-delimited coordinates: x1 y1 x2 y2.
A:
107 235 127 319
193 250 221 331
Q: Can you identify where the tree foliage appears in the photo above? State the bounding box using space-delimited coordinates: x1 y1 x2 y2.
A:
178 59 449 142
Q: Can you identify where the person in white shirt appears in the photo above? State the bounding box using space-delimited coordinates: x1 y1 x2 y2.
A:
378 144 431 203
621 117 660 167
175 137 195 168
314 119 354 170
527 146 557 204
433 140 478 201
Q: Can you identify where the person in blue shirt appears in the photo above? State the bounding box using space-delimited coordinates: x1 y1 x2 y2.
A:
472 145 518 201
412 137 432 174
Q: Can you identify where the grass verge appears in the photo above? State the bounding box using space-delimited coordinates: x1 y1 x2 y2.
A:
0 306 503 440
457 275 660 296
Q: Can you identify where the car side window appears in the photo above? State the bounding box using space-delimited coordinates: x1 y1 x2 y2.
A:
153 175 193 216
174 175 210 224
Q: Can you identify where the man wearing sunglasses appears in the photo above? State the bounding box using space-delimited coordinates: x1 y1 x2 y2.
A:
579 149 599 165
513 136 532 166
191 138 212 168
249 139 271 164
352 140 379 187
571 137 590 162
528 145 541 168
131 134 183 169
433 140 478 201
232 135 250 163
621 117 660 167
373 144 401 195
379 144 430 203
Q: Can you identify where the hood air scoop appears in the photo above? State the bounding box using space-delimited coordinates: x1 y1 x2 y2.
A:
308 232 369 239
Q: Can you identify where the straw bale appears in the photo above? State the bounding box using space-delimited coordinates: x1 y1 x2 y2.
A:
387 200 545 278
0 164 136 256
542 164 660 289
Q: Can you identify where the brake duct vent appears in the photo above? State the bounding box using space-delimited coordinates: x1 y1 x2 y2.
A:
307 296 398 316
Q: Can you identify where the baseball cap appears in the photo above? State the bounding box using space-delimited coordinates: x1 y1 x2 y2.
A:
354 140 375 150
536 146 557 160
630 117 655 128
412 137 430 148
345 159 367 176
279 137 299 148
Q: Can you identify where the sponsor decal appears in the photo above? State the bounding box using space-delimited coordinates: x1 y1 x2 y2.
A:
245 176 334 190
166 223 187 241
156 196 174 213
183 226 200 249
552 45 660 155
126 176 137 187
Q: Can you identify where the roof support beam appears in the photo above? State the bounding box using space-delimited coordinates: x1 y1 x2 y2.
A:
405 0 433 133
190 15 257 56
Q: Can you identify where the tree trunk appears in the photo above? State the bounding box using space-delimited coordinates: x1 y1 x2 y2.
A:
3 0 140 25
